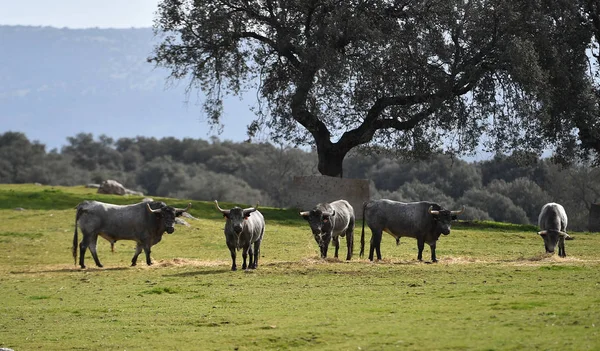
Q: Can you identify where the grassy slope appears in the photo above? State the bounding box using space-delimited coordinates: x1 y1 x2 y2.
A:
0 184 598 351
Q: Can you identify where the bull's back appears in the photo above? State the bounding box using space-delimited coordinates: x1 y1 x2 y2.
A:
538 203 568 231
330 200 354 233
78 201 150 239
246 210 265 243
365 200 432 238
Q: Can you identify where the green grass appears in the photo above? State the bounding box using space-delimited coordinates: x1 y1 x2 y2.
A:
0 184 599 350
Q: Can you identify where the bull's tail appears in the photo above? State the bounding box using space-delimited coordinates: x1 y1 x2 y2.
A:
73 204 84 265
360 201 367 258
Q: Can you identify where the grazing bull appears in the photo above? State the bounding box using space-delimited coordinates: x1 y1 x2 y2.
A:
300 199 355 260
73 200 191 268
360 200 464 262
538 202 573 257
215 200 265 271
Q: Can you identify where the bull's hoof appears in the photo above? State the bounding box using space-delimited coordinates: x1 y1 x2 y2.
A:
131 263 137 267
80 265 86 269
96 264 104 268
231 266 237 271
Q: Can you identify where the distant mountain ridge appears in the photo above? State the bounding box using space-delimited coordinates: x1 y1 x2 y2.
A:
0 25 255 151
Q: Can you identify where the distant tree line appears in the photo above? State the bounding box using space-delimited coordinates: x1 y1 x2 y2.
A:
1 131 599 231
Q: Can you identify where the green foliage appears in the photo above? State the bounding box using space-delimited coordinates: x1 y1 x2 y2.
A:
487 177 552 223
459 189 530 224
0 186 599 350
2 132 600 230
150 0 600 177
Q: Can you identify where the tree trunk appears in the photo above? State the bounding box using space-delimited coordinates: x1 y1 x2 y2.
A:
589 203 600 232
316 145 347 178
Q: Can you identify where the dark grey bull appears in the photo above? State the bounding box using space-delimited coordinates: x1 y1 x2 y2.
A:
300 199 355 260
538 202 573 257
360 200 464 262
215 200 265 271
73 200 191 268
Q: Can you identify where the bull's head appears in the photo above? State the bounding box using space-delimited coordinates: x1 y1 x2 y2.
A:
215 200 258 235
428 206 464 235
147 202 191 234
300 208 335 246
538 229 571 254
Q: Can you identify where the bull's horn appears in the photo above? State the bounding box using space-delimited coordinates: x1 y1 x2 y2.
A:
243 203 259 215
558 231 573 239
214 200 230 215
177 203 192 212
451 206 465 215
428 206 439 215
147 203 162 213
300 211 310 216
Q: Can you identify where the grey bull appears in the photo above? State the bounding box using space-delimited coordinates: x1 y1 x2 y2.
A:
360 200 464 262
300 199 355 260
537 202 573 257
215 200 265 271
73 200 191 268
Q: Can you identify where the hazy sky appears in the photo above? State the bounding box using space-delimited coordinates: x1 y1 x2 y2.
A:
0 0 264 149
0 0 160 28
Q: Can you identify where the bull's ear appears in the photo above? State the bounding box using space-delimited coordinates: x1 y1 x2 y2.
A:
244 213 251 219
300 211 310 220
451 215 458 220
538 231 547 236
223 213 229 219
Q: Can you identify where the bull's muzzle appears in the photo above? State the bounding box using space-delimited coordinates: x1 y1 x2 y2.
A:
166 227 175 234
234 226 243 234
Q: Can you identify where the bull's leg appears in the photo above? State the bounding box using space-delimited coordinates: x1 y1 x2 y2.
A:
229 246 237 271
78 235 89 269
429 242 438 263
242 245 249 270
417 238 425 261
248 245 255 269
144 245 152 266
369 230 383 261
88 235 103 268
333 235 340 259
131 244 143 266
251 241 260 269
346 230 354 261
320 244 327 258
559 237 566 258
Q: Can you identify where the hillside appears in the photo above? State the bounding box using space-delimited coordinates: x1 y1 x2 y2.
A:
0 25 255 151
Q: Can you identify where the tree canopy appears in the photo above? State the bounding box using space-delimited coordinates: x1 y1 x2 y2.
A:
150 0 600 176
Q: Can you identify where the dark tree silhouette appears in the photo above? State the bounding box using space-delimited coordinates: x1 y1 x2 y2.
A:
150 0 598 176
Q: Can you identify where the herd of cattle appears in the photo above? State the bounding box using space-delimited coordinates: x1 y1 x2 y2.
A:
72 198 573 270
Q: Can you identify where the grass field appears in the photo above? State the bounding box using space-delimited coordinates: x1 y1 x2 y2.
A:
0 184 599 350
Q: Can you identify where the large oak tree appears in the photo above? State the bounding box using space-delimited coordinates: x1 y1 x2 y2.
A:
150 0 599 176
